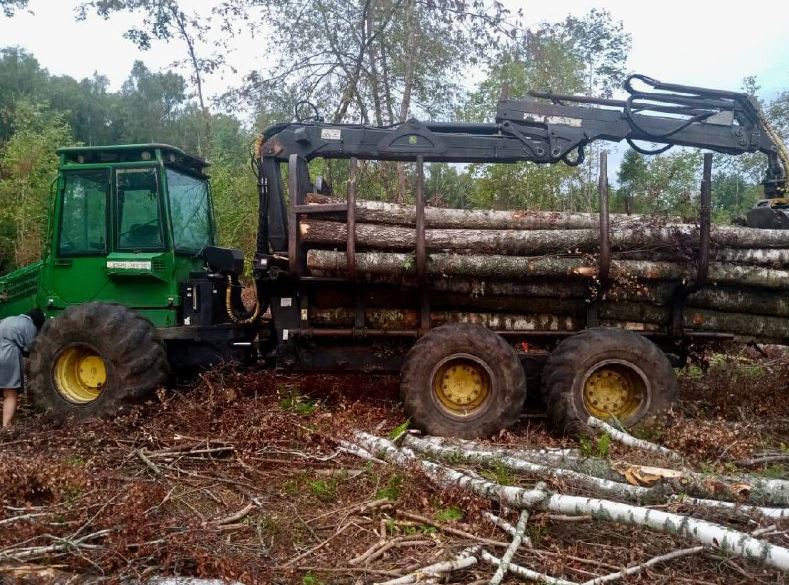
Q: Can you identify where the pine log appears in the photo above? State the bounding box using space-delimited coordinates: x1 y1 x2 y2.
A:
430 294 586 316
307 250 789 289
599 304 789 340
309 307 582 332
313 285 789 317
688 287 789 317
716 248 789 266
309 304 789 340
352 200 677 230
359 274 593 299
302 219 789 256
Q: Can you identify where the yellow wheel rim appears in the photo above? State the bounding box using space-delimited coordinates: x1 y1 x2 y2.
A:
433 355 491 417
53 345 107 404
582 361 648 421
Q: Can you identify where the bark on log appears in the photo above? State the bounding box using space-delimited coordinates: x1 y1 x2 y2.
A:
414 436 789 509
307 250 789 290
309 307 581 332
599 304 789 340
359 274 593 299
353 432 789 571
353 200 652 229
302 220 789 256
350 275 789 316
403 434 789 509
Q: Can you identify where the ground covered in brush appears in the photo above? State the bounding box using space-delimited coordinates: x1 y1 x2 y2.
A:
0 346 787 584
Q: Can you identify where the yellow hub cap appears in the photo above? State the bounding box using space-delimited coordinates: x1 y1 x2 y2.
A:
433 356 491 416
583 363 646 420
54 345 107 404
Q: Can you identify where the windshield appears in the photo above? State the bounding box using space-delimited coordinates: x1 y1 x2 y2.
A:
116 168 164 251
166 168 213 253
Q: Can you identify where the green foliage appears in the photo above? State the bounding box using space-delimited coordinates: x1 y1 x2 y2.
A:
376 473 404 500
580 433 612 458
481 459 514 485
462 9 630 212
301 571 325 585
308 476 339 501
240 0 518 125
388 420 410 441
434 506 463 522
278 389 318 416
614 150 703 217
0 101 72 271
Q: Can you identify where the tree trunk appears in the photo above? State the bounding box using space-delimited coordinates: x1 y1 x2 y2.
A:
598 304 789 340
306 250 789 290
349 200 667 230
309 307 582 332
302 219 789 258
352 432 789 572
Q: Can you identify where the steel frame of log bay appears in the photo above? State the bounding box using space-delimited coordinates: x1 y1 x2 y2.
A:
254 146 725 374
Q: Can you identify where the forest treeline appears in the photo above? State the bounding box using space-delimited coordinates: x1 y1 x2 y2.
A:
0 0 787 273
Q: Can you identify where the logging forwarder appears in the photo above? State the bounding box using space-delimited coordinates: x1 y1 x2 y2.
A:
0 74 787 438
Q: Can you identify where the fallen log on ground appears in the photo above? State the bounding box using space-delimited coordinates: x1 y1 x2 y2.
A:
350 432 789 571
402 433 789 509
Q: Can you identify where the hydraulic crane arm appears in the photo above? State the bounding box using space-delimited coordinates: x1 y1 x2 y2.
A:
256 74 788 254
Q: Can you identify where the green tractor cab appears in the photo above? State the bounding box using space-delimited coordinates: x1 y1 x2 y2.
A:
0 144 258 417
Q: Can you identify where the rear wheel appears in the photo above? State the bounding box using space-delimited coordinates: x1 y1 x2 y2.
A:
400 324 526 438
542 327 677 433
28 302 169 418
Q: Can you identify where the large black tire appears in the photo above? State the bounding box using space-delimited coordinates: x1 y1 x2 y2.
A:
542 327 677 434
28 302 169 418
400 324 526 438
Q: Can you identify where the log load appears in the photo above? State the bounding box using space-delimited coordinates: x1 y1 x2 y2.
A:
295 200 789 342
306 250 789 290
301 219 789 255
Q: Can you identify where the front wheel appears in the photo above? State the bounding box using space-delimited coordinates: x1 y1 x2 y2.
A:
28 302 169 418
400 324 526 438
542 327 677 434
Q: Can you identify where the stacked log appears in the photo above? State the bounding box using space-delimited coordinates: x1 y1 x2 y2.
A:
298 200 789 342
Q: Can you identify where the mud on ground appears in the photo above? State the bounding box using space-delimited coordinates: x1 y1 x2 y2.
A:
0 347 786 584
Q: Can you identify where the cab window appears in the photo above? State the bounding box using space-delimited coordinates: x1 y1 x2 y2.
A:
58 169 109 256
166 168 213 253
116 168 164 250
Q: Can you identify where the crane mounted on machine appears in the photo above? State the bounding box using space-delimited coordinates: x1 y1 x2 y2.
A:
0 74 787 437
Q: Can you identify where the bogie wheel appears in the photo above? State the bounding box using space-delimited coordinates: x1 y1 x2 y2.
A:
400 324 526 438
542 327 677 434
28 302 169 418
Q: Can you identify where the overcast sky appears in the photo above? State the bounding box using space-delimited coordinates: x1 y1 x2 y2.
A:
1 0 787 105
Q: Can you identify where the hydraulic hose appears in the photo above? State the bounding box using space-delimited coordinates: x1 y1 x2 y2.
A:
225 275 261 324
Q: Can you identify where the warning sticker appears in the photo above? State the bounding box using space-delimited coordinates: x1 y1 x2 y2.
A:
321 128 342 140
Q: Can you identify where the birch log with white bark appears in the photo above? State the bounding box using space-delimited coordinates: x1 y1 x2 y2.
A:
352 432 789 571
402 434 789 509
586 417 681 460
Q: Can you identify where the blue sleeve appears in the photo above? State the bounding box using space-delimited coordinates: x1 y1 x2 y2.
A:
10 318 37 353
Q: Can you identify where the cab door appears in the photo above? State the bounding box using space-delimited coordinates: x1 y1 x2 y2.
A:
45 168 111 306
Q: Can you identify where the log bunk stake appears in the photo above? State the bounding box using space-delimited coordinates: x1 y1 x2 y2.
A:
670 153 718 338
587 152 611 327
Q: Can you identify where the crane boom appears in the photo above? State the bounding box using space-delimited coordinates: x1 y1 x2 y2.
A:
256 74 788 254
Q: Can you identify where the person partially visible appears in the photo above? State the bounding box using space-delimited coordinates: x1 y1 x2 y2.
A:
1 308 46 428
